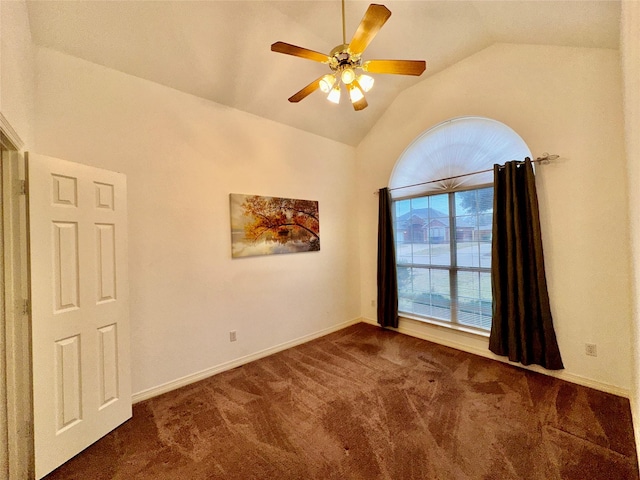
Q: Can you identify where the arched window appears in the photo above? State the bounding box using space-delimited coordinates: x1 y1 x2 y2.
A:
390 117 531 331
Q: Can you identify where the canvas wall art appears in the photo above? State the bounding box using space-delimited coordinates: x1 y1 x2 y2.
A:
230 193 320 258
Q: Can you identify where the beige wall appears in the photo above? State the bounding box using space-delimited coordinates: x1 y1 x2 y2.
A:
621 0 640 459
34 47 361 397
356 43 632 394
0 0 35 147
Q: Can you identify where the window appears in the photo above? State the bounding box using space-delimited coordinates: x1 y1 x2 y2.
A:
388 116 532 332
394 187 494 331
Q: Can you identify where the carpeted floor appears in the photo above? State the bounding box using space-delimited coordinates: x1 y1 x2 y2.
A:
45 322 639 480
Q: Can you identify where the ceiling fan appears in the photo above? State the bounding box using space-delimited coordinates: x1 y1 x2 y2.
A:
271 1 426 111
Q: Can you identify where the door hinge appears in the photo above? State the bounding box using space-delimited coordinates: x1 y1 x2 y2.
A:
21 299 30 316
23 420 33 439
16 179 27 196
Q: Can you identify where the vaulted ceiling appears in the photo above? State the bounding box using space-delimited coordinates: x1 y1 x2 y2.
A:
27 1 621 146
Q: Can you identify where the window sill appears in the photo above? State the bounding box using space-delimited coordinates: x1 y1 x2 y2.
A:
398 312 491 339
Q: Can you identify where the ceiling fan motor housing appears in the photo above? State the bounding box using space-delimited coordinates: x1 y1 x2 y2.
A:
329 44 362 73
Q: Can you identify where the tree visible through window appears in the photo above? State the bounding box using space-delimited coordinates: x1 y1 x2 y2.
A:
394 187 494 331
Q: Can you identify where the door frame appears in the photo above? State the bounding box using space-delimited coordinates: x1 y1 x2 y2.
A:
1 129 9 479
1 120 33 479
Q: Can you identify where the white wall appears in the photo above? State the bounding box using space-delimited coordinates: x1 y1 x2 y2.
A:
356 43 632 394
34 47 360 397
621 0 640 459
0 0 35 147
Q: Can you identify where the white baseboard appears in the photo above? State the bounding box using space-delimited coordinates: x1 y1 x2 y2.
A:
134 316 629 403
132 317 362 403
360 316 630 398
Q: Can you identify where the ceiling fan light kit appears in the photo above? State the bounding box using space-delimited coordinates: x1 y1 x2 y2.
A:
319 75 336 93
349 83 364 102
341 67 356 85
328 84 342 104
271 2 426 111
358 74 374 92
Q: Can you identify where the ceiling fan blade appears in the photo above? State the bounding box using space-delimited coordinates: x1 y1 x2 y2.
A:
348 4 391 56
271 42 330 63
363 59 427 76
288 76 325 103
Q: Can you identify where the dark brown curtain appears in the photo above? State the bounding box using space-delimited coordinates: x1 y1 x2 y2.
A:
377 187 399 328
489 159 564 370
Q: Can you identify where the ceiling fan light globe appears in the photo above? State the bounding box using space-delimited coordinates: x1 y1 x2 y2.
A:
341 68 356 85
358 74 374 92
349 84 364 103
319 74 336 93
327 85 341 104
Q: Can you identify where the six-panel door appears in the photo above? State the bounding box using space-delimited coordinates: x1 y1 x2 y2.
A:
28 154 131 479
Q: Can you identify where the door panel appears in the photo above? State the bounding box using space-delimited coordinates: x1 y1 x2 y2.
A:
28 153 131 479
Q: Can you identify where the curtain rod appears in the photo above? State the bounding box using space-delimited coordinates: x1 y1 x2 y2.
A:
374 153 559 195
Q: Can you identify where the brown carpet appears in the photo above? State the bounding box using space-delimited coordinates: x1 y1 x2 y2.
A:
45 322 639 480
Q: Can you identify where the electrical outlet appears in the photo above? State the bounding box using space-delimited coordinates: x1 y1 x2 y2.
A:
230 331 237 342
585 343 597 357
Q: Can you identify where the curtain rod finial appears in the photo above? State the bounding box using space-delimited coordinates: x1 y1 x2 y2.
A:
537 153 559 164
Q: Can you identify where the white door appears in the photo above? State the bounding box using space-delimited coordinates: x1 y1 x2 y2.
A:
28 153 131 479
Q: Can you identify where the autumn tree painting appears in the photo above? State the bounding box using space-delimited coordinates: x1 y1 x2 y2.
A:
230 194 320 258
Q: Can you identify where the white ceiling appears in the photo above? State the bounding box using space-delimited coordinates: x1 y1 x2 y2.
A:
26 1 621 146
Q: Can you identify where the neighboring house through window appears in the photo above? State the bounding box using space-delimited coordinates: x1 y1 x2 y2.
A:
388 117 532 332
